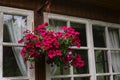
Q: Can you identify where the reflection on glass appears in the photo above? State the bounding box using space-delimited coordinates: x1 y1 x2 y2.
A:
51 78 70 80
3 14 27 42
50 64 70 75
95 50 109 73
97 76 110 80
92 25 106 47
108 28 120 48
49 19 66 31
73 50 89 74
70 22 87 46
3 46 24 77
113 75 120 80
74 77 90 80
111 50 120 73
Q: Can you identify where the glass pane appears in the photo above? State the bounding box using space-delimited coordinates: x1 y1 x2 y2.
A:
97 76 110 80
111 50 120 73
49 19 67 31
74 77 90 80
92 25 106 47
50 64 70 75
51 78 71 80
3 46 27 77
3 14 27 42
113 75 120 80
108 28 120 48
73 50 89 74
70 22 87 46
95 50 109 73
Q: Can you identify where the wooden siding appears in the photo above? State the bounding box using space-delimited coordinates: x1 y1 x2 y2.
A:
71 0 120 11
48 0 120 24
0 0 120 24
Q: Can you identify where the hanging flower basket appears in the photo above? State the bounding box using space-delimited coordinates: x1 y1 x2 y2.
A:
18 23 84 69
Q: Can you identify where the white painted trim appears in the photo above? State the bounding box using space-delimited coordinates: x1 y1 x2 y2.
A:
44 12 89 24
2 77 29 80
0 12 3 78
70 46 89 50
0 6 33 16
105 26 113 80
94 48 120 51
50 74 91 78
44 13 51 80
2 42 24 46
88 21 96 80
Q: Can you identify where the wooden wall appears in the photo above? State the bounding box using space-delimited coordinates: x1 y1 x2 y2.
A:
0 0 120 80
0 0 120 24
49 0 120 24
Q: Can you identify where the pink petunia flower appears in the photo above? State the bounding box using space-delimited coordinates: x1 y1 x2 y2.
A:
18 38 23 43
47 50 56 59
71 54 84 67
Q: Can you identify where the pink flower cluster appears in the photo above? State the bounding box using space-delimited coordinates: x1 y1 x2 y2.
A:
18 23 84 68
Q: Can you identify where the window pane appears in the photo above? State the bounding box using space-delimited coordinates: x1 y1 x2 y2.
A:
95 50 109 73
51 78 70 80
97 76 110 80
3 14 27 43
113 75 120 80
108 28 120 48
49 19 67 31
70 22 87 46
74 77 90 80
50 64 70 75
3 46 27 77
111 50 120 73
92 25 106 47
73 50 89 74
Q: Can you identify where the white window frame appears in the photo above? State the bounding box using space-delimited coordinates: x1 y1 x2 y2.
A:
44 12 120 80
0 6 35 80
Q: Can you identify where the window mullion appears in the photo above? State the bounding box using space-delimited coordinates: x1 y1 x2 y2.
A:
0 12 3 78
119 28 120 43
106 24 113 80
24 11 35 80
67 20 74 80
2 42 24 47
44 13 51 80
87 21 96 80
67 20 70 26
